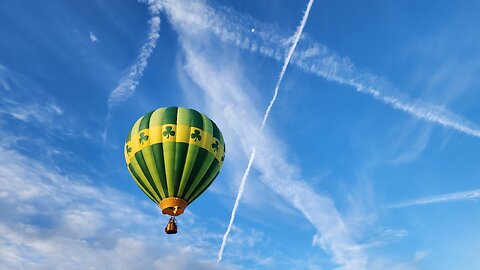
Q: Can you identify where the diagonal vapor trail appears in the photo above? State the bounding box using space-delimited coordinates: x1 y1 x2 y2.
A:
160 0 480 139
261 0 314 128
217 0 315 262
388 189 480 208
217 149 256 262
103 14 161 141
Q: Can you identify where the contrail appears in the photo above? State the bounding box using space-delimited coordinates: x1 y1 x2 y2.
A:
160 0 480 139
262 0 314 128
388 189 480 208
103 15 161 141
217 149 255 262
295 62 480 138
217 0 315 262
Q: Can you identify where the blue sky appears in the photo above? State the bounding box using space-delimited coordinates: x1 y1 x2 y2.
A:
1 0 480 269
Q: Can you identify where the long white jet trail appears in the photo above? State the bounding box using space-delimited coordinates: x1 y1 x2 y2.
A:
217 0 315 262
217 149 256 262
388 189 480 208
103 15 161 140
161 0 480 139
262 0 314 128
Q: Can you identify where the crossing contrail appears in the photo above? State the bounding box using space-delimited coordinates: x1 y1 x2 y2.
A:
217 149 256 262
388 189 480 208
161 0 480 139
217 0 315 262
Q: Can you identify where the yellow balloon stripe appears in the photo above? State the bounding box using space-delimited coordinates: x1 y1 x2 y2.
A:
125 124 225 164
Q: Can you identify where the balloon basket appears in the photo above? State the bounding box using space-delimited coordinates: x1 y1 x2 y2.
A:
165 217 177 234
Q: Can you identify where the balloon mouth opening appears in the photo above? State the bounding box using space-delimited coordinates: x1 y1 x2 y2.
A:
159 197 188 216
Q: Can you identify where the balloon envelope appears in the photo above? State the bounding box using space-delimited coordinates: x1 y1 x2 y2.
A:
124 107 225 215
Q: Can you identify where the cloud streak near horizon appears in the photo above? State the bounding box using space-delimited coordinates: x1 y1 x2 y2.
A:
217 0 315 263
388 189 480 208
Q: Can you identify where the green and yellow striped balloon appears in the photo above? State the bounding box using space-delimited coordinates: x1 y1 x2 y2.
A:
124 107 225 217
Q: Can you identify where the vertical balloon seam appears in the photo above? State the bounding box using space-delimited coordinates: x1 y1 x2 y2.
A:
182 146 214 201
151 143 169 198
186 159 221 203
162 107 178 197
139 111 166 199
183 119 218 200
129 116 163 202
184 119 222 202
179 112 213 200
127 164 158 203
150 108 169 199
134 150 164 201
188 171 220 204
172 108 190 197
132 112 163 201
129 155 162 202
185 113 216 199
177 109 201 197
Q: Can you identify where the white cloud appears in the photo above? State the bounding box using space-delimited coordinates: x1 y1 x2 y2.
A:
0 65 96 143
0 143 241 270
413 250 429 263
0 64 11 91
89 31 98 42
162 1 427 269
156 0 480 138
165 7 367 269
1 102 64 123
0 65 66 126
218 0 315 262
106 16 160 109
388 189 480 208
104 11 161 141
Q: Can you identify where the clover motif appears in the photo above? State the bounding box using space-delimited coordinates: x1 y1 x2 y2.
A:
139 132 149 145
126 144 132 153
191 129 202 142
163 126 175 138
211 140 219 152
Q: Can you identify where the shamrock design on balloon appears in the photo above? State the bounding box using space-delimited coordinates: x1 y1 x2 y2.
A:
211 140 219 152
163 126 175 138
191 129 202 142
126 144 132 153
139 132 149 145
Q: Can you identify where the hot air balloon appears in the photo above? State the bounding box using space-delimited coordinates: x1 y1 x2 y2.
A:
124 107 225 234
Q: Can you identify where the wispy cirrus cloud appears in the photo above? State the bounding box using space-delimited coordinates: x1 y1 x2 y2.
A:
106 16 160 110
154 0 480 138
0 142 239 270
0 64 96 141
177 44 367 269
161 1 367 268
388 189 480 208
104 1 162 140
0 65 11 91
